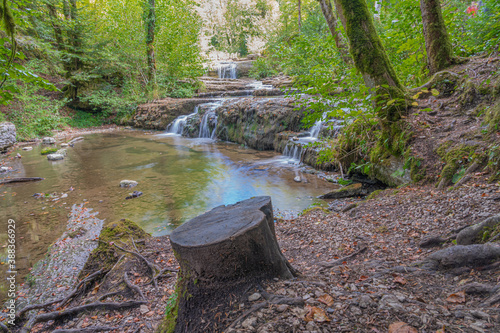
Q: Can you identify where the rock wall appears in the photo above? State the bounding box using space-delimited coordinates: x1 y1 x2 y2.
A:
215 97 305 151
0 122 16 152
131 98 215 130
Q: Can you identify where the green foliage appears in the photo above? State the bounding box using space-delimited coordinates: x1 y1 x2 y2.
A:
66 111 104 128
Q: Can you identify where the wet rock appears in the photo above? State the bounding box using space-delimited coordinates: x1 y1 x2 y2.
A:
0 166 8 173
125 191 143 200
457 214 500 245
421 244 500 270
120 180 138 188
319 183 366 199
294 176 301 182
60 143 69 148
0 122 16 152
56 149 67 156
47 153 65 161
22 146 33 151
42 137 56 144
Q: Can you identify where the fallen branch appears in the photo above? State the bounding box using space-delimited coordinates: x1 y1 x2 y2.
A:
318 246 368 269
0 177 44 185
20 301 146 333
52 327 121 333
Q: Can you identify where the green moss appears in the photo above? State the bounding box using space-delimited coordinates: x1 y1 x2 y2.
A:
78 219 150 279
436 143 480 182
301 206 330 216
158 280 180 333
485 99 500 132
366 190 383 200
41 147 58 155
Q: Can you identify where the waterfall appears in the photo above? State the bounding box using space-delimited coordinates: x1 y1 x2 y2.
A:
198 100 223 139
282 141 304 164
166 107 198 135
309 120 323 139
217 63 237 79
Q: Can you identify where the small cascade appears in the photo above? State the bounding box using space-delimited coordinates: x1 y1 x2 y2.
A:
166 107 198 135
217 62 237 79
198 100 223 139
282 141 304 164
309 120 323 139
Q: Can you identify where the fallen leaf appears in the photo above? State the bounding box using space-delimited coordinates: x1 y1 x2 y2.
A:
317 294 334 307
304 305 330 322
389 322 418 333
394 276 407 285
446 291 466 304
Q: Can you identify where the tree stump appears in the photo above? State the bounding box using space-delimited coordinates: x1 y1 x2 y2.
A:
162 196 297 333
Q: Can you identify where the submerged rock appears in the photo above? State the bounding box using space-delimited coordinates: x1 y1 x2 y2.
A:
0 122 16 152
47 153 65 161
120 179 138 188
126 190 143 200
22 146 33 151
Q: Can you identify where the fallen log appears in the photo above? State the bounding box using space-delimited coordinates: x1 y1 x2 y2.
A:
0 177 44 185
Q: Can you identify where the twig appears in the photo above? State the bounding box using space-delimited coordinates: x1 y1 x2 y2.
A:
20 301 146 333
124 272 145 300
0 177 44 185
318 246 368 269
98 291 123 301
52 327 121 333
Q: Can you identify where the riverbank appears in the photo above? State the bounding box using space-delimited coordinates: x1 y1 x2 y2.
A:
15 175 498 332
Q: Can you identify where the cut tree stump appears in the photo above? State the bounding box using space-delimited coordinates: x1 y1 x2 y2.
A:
162 196 297 333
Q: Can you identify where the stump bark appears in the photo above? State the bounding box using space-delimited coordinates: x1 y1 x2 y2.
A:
163 196 297 333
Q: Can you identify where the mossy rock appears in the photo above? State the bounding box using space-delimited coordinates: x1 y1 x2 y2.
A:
436 142 481 182
78 219 151 279
301 205 330 216
41 147 58 155
366 189 384 200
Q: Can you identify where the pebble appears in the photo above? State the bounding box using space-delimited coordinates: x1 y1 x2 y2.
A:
294 176 301 182
120 180 138 188
241 316 258 329
248 292 261 302
22 146 33 151
140 305 149 314
47 153 65 161
276 304 288 312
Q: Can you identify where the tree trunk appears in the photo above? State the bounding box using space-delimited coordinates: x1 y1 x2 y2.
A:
46 2 65 51
317 0 351 64
336 0 406 122
167 196 296 332
298 0 302 32
144 0 157 85
419 0 454 74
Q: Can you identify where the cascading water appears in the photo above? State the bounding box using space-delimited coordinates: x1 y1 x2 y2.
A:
282 142 304 164
217 62 237 79
166 107 198 135
198 100 223 139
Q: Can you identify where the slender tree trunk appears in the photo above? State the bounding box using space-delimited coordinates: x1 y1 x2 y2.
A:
144 0 157 86
317 0 351 64
69 0 82 72
332 0 347 33
46 2 64 51
419 0 454 74
336 0 406 123
298 0 302 32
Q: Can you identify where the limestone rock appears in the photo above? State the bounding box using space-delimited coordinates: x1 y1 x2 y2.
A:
120 180 138 188
457 214 500 245
42 137 56 144
0 122 16 152
47 153 65 161
22 146 33 151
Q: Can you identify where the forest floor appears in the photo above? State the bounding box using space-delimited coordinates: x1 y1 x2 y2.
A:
5 57 500 332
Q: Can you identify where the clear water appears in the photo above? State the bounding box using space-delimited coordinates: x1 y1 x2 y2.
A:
0 131 337 295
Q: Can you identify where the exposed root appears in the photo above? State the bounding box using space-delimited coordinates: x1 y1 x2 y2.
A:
20 301 146 333
0 322 11 333
52 327 122 333
59 269 104 308
124 272 145 301
318 246 367 270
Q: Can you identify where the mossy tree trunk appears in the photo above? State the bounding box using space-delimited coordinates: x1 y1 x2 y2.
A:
144 0 157 95
419 0 454 74
318 0 351 64
336 0 406 123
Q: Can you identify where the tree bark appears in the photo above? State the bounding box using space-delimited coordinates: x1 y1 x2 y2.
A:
317 0 351 63
336 0 406 122
419 0 454 74
167 196 296 332
298 0 302 32
144 0 157 85
46 2 64 51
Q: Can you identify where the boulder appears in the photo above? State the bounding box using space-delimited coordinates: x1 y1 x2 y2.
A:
235 60 254 78
47 153 65 161
457 214 500 245
42 137 56 144
0 122 16 152
319 183 365 199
